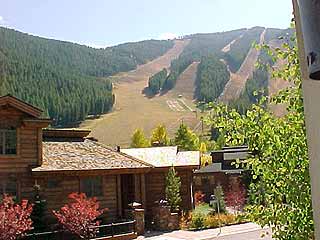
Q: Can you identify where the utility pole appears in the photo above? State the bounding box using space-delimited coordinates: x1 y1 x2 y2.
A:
293 0 320 238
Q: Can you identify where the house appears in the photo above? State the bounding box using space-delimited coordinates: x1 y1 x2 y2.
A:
0 95 199 226
193 146 248 201
120 146 200 220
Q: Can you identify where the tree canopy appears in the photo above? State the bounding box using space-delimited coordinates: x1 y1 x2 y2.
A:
130 129 150 148
0 27 173 126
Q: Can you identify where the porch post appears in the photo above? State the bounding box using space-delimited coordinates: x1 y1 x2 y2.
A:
116 175 122 217
134 174 141 202
140 174 146 208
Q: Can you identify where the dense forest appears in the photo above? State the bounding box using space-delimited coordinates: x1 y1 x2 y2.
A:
148 68 167 94
195 55 230 102
0 27 173 125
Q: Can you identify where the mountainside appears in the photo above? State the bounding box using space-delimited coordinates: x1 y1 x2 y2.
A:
0 26 294 141
0 27 173 125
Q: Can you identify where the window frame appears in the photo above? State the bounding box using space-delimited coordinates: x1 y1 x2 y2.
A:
80 176 103 197
0 128 19 157
0 178 19 200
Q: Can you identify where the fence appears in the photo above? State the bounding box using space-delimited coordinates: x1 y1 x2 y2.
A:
24 220 136 240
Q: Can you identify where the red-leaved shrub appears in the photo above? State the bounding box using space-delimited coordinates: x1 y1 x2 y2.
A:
225 185 246 212
194 191 205 206
0 195 33 240
53 192 105 239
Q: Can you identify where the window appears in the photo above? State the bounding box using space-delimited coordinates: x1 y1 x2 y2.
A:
47 179 61 189
0 180 17 198
0 128 17 155
80 177 103 197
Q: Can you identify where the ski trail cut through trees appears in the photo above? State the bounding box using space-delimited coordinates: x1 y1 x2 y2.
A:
219 29 266 103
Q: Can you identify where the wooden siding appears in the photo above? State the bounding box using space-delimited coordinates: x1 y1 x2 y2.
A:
145 168 194 217
36 175 118 222
0 106 44 173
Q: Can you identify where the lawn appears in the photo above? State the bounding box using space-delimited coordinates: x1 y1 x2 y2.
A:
193 203 214 215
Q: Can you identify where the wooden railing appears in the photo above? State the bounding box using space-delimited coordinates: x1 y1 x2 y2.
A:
24 220 136 240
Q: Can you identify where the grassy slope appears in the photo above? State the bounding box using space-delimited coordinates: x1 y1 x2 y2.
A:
80 40 200 146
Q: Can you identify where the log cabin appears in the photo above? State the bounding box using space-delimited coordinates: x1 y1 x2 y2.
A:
0 95 199 225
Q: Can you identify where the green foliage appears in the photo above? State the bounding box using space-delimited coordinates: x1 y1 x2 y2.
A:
0 27 173 125
196 55 230 102
174 123 199 150
165 166 182 212
148 68 167 94
205 34 314 239
224 27 264 72
150 124 169 146
190 213 205 230
130 129 150 148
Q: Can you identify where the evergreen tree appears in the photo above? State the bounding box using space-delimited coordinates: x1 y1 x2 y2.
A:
174 123 199 150
165 166 182 212
130 129 150 148
150 124 169 146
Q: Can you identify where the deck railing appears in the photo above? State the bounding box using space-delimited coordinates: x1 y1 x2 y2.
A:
24 220 136 240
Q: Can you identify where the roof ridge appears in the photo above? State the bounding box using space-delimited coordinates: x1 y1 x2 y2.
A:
86 140 155 168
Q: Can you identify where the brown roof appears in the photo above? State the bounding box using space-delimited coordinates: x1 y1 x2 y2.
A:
0 94 43 118
32 140 153 173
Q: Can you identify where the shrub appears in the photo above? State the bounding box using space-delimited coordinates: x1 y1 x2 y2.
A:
53 192 105 239
0 195 33 240
179 211 192 230
190 213 205 230
194 191 205 206
225 184 246 213
204 214 236 229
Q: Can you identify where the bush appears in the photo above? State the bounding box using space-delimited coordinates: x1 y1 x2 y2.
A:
204 214 237 229
190 213 205 230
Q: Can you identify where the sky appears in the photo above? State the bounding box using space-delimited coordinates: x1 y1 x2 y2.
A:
1 0 293 48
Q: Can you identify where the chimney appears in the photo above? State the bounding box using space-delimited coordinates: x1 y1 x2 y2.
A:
116 146 121 152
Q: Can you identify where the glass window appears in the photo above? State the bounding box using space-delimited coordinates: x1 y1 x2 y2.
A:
47 179 61 189
0 128 17 155
0 180 17 198
80 177 103 197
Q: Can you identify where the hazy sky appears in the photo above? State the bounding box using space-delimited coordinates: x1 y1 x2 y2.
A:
1 0 293 48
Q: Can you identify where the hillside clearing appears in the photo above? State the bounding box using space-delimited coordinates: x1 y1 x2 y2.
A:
80 40 200 147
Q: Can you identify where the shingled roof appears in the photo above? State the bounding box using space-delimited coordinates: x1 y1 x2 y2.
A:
32 140 153 173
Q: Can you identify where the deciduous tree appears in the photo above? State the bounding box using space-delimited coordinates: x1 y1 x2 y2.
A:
206 32 314 239
53 192 105 240
130 129 150 148
0 195 33 240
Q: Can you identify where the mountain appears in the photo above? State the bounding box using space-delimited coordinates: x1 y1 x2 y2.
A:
0 26 293 131
0 27 173 125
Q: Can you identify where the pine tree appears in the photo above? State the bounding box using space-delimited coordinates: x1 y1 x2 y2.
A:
174 123 199 150
130 129 150 148
150 124 169 146
165 166 182 212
